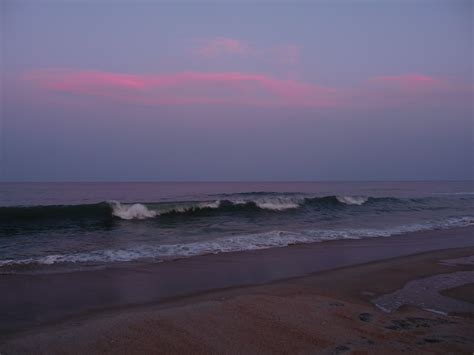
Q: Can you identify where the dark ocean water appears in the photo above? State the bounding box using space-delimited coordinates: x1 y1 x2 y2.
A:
0 182 473 273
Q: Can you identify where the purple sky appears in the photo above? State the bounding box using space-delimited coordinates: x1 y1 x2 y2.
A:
1 0 472 181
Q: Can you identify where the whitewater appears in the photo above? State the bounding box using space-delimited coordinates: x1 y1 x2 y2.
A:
1 182 473 273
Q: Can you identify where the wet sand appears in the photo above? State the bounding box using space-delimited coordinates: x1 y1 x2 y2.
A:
1 227 474 353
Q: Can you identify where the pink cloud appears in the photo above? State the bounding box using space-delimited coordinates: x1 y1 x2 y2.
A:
23 69 468 109
25 70 149 93
23 69 337 108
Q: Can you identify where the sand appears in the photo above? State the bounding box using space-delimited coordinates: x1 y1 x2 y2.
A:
1 227 473 354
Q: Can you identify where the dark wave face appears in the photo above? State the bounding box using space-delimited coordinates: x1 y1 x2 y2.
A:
0 182 473 272
0 195 448 221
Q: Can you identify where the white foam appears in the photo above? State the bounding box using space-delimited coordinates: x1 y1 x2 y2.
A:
375 303 392 313
2 216 473 268
200 201 221 209
422 308 448 316
107 195 374 220
225 196 303 210
109 201 157 220
109 200 223 220
254 197 302 210
336 196 369 205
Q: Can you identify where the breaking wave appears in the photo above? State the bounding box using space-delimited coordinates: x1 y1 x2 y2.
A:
336 196 368 205
0 195 410 222
109 201 157 220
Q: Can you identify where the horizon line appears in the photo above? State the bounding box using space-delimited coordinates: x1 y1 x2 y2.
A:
1 179 473 184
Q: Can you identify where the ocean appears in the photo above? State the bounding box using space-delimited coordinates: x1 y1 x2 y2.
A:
0 181 472 273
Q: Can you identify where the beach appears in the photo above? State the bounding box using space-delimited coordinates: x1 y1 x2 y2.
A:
1 226 473 354
3 0 473 351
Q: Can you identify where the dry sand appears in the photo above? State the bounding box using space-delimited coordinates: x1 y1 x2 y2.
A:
1 228 474 354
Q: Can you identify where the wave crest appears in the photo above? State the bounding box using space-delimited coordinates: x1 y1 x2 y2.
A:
109 195 372 220
0 195 423 222
109 201 157 220
336 196 368 205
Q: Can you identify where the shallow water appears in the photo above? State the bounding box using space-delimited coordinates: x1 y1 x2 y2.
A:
0 181 472 272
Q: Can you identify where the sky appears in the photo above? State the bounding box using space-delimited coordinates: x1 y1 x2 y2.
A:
0 0 472 181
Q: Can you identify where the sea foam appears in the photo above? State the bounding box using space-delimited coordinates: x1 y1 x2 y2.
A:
1 216 472 269
336 196 368 205
107 195 370 220
109 201 157 220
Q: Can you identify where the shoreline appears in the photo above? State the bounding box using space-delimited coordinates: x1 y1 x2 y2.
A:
1 238 473 353
1 226 473 337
